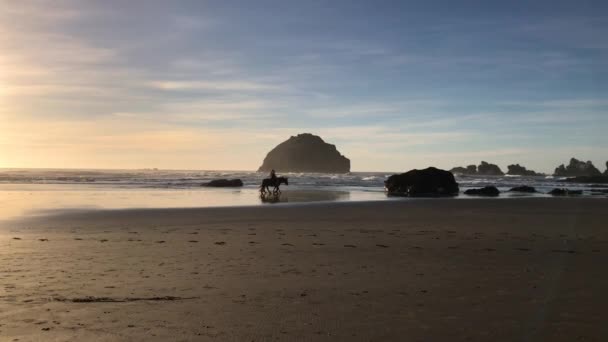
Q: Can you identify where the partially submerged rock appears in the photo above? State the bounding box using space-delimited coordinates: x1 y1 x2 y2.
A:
549 188 583 196
201 179 244 187
464 186 500 196
384 167 459 197
509 185 538 193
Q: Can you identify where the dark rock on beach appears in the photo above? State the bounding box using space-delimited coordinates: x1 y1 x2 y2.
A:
509 186 538 193
506 164 541 176
549 188 583 196
384 167 459 197
554 158 602 177
258 133 350 173
464 186 500 196
201 179 244 187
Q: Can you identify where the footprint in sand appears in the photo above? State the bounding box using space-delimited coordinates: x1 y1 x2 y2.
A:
376 244 389 248
214 241 226 246
312 243 325 246
515 248 530 251
39 239 49 242
74 238 83 241
100 239 108 243
155 241 166 244
344 244 357 248
188 240 198 243
12 237 21 240
281 243 294 246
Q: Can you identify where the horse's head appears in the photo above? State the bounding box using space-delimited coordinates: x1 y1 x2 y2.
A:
282 177 289 185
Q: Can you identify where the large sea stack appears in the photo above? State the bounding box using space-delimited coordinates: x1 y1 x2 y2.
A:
258 133 350 173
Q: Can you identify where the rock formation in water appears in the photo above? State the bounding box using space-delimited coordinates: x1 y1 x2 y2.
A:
554 158 602 177
549 188 583 196
451 162 503 176
258 133 350 173
450 165 478 175
506 164 540 176
384 167 459 197
201 179 244 187
477 161 504 176
464 186 500 196
509 185 537 193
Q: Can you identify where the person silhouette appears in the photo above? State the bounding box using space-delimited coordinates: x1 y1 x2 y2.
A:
269 169 277 183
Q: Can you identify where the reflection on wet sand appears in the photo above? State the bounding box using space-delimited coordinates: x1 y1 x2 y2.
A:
260 190 350 204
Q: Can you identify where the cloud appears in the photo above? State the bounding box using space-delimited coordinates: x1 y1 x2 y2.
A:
149 80 283 92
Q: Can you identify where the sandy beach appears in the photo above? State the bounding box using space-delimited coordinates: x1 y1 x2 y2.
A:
1 198 607 341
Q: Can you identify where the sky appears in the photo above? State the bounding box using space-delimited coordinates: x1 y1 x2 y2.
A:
1 0 607 173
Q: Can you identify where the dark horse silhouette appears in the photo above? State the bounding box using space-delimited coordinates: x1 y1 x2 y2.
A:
260 176 288 194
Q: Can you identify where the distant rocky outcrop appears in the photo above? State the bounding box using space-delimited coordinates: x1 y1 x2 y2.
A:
450 165 477 175
509 185 537 193
258 133 350 173
464 186 500 196
202 179 243 187
554 158 601 177
506 164 541 176
450 162 503 176
605 161 608 175
477 161 504 176
384 167 459 197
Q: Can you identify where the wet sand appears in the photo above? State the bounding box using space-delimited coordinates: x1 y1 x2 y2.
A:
1 198 607 341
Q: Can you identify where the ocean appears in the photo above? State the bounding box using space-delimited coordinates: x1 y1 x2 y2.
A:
0 168 605 219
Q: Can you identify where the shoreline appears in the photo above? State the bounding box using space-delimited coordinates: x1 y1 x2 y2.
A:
3 196 603 227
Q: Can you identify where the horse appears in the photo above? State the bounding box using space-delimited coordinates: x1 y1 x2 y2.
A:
260 176 288 195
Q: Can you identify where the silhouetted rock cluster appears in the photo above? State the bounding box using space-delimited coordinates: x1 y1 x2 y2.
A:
506 164 541 176
258 133 350 173
450 161 504 176
554 158 601 177
201 179 243 187
464 186 500 196
384 167 459 197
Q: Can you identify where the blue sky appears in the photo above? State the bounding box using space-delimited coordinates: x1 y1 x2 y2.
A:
1 0 607 172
